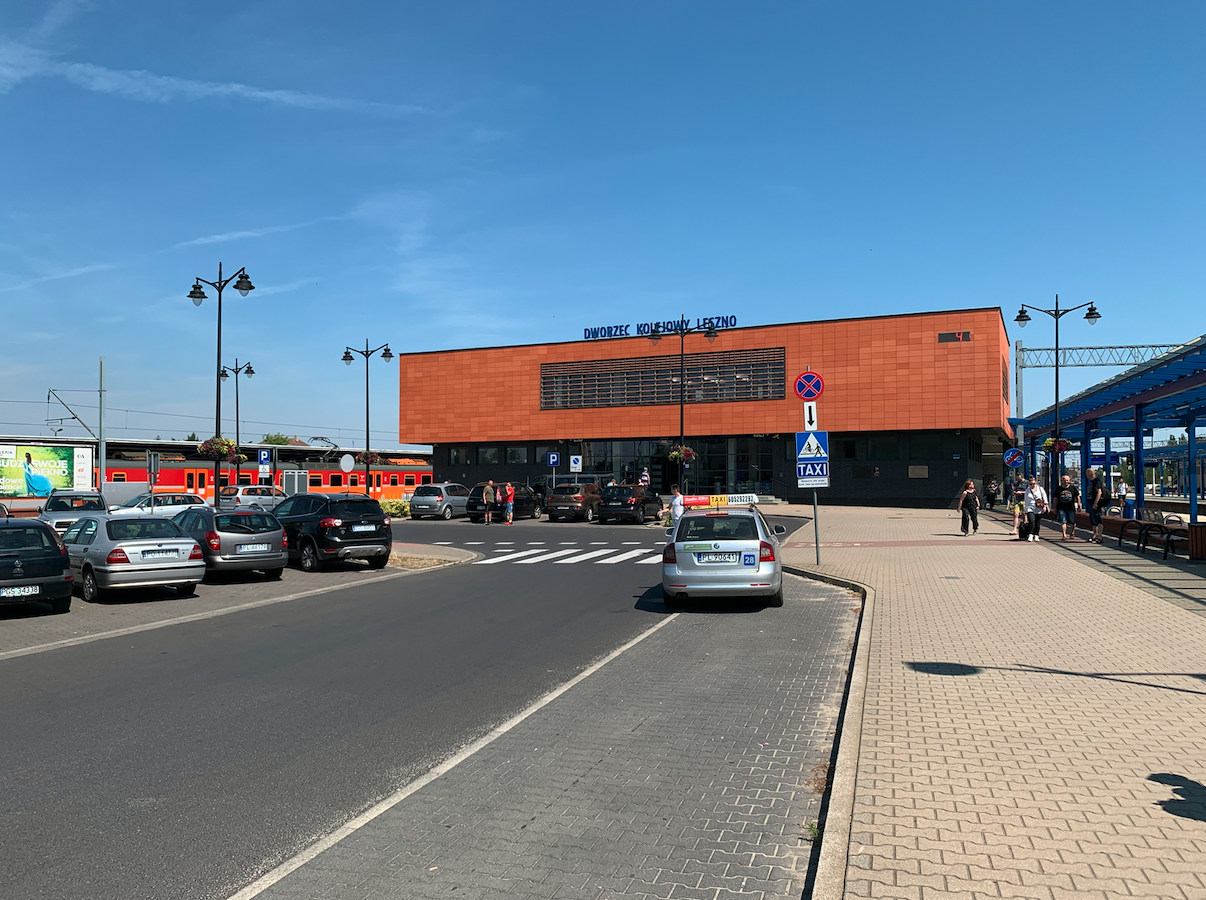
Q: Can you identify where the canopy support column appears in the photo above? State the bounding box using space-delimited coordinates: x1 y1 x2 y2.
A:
1081 421 1091 506
1190 420 1199 523
1133 404 1145 514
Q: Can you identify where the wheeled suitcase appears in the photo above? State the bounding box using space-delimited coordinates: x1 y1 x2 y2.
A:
1018 519 1031 540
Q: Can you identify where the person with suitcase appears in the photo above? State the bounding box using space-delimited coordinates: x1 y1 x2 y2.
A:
1023 476 1049 543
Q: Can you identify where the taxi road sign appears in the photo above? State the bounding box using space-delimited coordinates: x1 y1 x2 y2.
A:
794 371 824 400
796 431 830 487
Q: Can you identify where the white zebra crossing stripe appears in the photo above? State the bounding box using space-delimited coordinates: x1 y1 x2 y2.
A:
554 548 621 564
635 554 663 564
472 549 546 564
514 549 582 564
595 548 660 564
434 541 454 545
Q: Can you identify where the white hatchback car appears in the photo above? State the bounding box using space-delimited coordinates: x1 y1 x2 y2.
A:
109 493 209 517
661 506 788 607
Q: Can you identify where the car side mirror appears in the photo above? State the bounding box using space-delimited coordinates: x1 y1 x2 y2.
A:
665 528 674 537
773 524 787 535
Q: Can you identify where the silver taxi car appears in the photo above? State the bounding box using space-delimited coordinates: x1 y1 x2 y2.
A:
661 506 788 607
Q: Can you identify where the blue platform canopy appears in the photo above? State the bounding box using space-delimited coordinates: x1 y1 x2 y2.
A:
1023 333 1206 522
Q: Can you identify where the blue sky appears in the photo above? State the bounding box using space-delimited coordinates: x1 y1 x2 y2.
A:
1 1 1202 448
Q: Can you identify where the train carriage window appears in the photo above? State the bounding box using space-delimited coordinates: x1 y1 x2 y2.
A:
389 474 399 486
111 472 126 482
421 474 432 484
238 472 253 485
404 475 415 486
186 472 195 490
330 473 343 487
375 474 381 488
309 474 323 487
198 471 206 490
350 474 360 487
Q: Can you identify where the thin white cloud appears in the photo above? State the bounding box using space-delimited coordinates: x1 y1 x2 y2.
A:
172 222 311 249
29 0 89 39
0 262 116 293
254 278 314 296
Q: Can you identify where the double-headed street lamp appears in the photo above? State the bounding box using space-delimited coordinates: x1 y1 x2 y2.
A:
342 340 393 495
189 263 255 495
647 317 719 489
1015 294 1101 490
220 359 255 484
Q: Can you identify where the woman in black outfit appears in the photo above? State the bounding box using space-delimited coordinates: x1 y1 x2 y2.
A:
959 480 980 535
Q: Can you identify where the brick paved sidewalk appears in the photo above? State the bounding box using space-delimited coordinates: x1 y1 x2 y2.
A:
784 507 1206 900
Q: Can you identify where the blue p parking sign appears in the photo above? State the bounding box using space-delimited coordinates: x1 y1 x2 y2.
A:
547 451 560 467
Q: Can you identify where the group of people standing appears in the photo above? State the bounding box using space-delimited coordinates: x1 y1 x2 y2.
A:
479 480 516 525
960 469 1114 543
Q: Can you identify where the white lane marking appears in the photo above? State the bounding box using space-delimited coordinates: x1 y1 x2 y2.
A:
0 572 407 663
464 542 485 546
223 613 679 900
514 549 580 564
525 542 546 545
495 541 515 545
472 549 544 564
596 547 660 564
554 548 621 564
492 549 517 553
433 541 454 545
589 541 608 545
636 554 663 564
557 542 578 545
621 542 640 545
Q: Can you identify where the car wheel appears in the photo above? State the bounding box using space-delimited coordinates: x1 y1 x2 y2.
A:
768 585 784 608
81 568 101 603
176 583 196 597
300 541 322 572
51 595 71 614
264 567 284 580
584 506 594 523
442 506 453 520
368 554 389 569
530 504 540 519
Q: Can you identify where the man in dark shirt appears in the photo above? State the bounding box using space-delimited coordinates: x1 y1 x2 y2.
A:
1055 474 1080 541
1085 467 1104 543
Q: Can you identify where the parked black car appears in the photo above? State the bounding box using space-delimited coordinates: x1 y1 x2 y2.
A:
466 483 542 523
0 519 73 614
598 484 663 524
271 493 392 572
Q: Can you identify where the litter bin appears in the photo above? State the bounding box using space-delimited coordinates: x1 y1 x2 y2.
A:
1189 523 1206 561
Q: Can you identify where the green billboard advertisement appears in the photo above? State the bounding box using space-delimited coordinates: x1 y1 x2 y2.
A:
0 445 93 498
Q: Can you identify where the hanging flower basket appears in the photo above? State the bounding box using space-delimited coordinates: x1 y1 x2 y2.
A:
1042 437 1073 453
356 451 383 466
197 436 238 462
668 445 697 463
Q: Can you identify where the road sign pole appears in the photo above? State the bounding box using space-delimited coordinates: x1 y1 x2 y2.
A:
813 490 820 565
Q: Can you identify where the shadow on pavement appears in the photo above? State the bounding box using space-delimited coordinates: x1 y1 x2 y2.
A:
1148 773 1206 822
905 660 1206 697
634 583 772 615
0 600 61 620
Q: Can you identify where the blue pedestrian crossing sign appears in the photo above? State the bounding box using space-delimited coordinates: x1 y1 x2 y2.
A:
796 431 830 488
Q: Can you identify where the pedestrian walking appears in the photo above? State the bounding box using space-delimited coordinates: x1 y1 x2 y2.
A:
669 483 684 531
483 480 495 525
1085 467 1105 543
959 480 980 535
503 481 515 524
1023 476 1049 542
1055 474 1081 541
639 467 651 487
985 477 999 510
1009 477 1026 535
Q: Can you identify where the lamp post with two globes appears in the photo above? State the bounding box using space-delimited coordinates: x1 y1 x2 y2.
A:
646 318 720 489
220 359 255 485
189 263 255 496
342 340 394 495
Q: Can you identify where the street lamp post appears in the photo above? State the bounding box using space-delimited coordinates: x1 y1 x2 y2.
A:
647 317 719 490
1015 294 1102 496
220 359 255 485
342 339 394 495
189 263 255 498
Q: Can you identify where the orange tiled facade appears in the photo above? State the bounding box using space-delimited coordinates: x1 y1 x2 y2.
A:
398 309 1012 443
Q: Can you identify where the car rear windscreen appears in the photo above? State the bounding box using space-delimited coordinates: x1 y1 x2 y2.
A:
0 526 57 551
329 499 384 518
602 487 635 499
215 514 279 534
107 519 186 541
677 516 758 541
413 486 443 497
554 484 586 493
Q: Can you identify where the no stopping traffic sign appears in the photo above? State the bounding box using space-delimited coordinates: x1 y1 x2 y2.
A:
794 371 824 400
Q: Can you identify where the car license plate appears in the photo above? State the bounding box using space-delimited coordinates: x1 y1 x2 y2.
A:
351 524 375 532
142 549 177 559
237 543 271 553
0 584 39 597
607 502 622 506
697 552 738 563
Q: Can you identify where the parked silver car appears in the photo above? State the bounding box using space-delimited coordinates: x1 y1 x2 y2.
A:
661 506 788 607
409 483 470 520
109 492 209 517
37 490 109 535
61 515 206 601
217 485 289 511
172 506 288 577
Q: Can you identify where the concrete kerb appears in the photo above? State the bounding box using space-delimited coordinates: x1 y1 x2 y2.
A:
783 564 873 900
388 542 480 567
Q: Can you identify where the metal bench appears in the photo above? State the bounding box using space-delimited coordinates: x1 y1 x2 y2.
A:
1117 517 1189 560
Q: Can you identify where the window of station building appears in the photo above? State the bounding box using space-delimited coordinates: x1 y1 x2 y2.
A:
1002 357 1010 403
450 448 469 465
969 440 983 463
506 447 528 465
840 439 857 459
309 474 323 487
536 446 553 465
540 348 785 409
477 447 499 465
330 473 343 487
909 435 943 459
869 437 900 460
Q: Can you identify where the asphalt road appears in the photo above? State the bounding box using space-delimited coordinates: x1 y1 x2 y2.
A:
1 515 806 900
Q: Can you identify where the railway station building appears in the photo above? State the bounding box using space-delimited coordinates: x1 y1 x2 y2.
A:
397 308 1015 507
